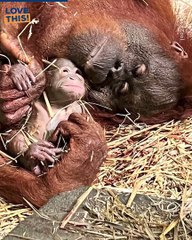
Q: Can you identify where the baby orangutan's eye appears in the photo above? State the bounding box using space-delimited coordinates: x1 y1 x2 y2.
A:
61 67 70 73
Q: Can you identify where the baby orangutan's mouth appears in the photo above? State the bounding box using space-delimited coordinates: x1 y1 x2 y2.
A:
63 84 83 90
63 84 85 96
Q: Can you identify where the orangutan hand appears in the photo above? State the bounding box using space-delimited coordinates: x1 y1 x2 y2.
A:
49 113 107 184
0 62 46 126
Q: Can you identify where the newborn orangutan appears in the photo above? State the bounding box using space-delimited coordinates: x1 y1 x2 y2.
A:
6 58 86 175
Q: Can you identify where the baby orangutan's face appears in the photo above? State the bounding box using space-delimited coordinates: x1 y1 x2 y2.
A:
46 59 86 106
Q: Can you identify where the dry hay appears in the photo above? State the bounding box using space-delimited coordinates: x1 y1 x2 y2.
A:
96 118 192 239
173 0 192 33
0 200 31 239
99 119 192 200
1 0 192 239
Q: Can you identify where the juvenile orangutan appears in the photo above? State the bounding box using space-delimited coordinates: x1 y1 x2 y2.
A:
6 58 86 175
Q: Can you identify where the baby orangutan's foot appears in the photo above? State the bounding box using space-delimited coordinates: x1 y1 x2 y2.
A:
9 63 36 91
23 140 62 175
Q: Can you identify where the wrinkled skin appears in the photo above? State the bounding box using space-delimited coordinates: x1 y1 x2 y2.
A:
88 24 183 116
10 64 36 91
22 140 62 176
46 58 85 106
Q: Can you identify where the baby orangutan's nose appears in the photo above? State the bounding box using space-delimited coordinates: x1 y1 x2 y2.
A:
68 75 84 83
69 76 75 80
